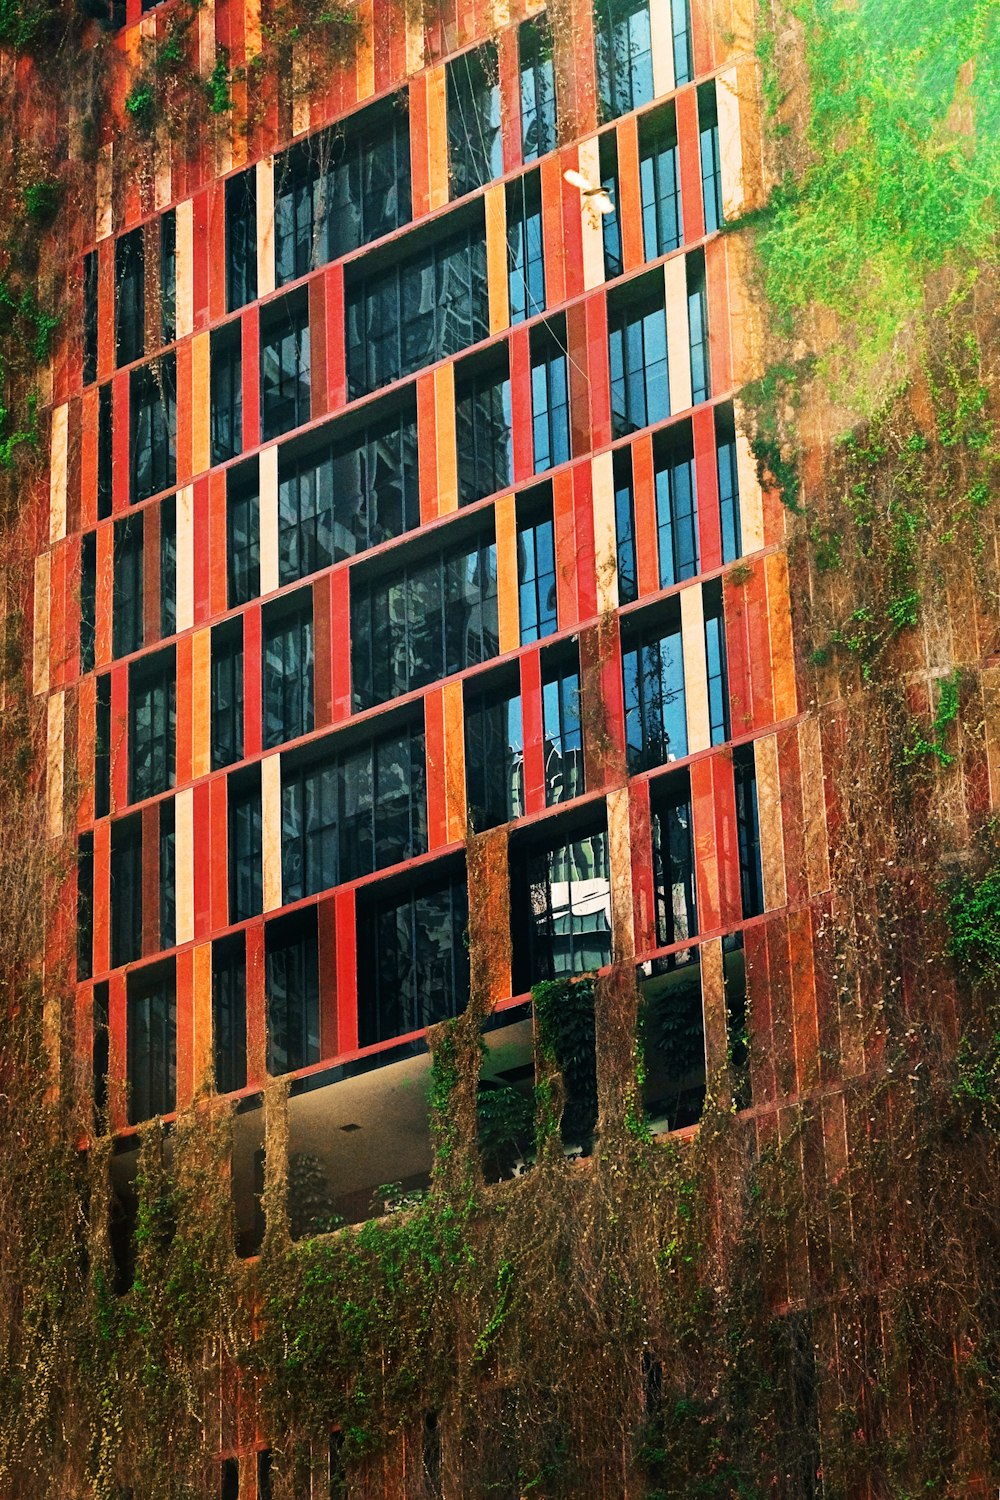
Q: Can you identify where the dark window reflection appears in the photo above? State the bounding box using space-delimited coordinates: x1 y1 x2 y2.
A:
465 679 524 830
622 610 687 774
357 869 470 1046
265 908 320 1076
281 719 427 900
351 530 499 710
650 770 697 948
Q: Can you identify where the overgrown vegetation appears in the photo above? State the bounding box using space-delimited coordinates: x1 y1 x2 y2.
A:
0 0 997 1494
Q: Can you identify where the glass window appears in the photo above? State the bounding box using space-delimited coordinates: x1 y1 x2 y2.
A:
326 101 413 259
229 767 262 924
519 16 557 161
115 226 144 368
160 210 176 347
508 174 546 325
357 868 470 1046
464 678 524 831
734 743 764 918
613 448 638 605
113 513 144 660
704 582 729 745
698 83 723 234
83 250 98 385
95 673 111 820
447 45 502 198
687 250 710 404
279 399 419 583
595 0 653 122
265 909 321 1076
225 168 257 314
514 825 612 986
159 798 175 950
671 0 692 86
276 103 412 281
130 356 176 504
98 383 113 520
211 324 243 464
110 814 143 968
608 285 670 438
599 134 623 281
530 321 570 472
212 621 244 770
639 104 683 259
227 462 260 608
129 649 176 802
282 719 427 900
345 219 490 398
160 495 176 639
263 595 314 748
622 610 687 773
80 531 97 674
650 770 697 947
654 422 699 586
260 294 310 442
77 832 94 981
213 934 248 1095
351 529 499 711
638 951 705 1132
127 963 176 1123
517 505 558 643
542 651 584 806
715 402 742 564
455 356 512 505
274 137 322 288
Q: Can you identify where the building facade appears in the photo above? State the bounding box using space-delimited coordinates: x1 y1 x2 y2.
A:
25 0 869 1488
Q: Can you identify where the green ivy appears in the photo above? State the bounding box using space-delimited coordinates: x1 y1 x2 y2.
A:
947 862 1000 982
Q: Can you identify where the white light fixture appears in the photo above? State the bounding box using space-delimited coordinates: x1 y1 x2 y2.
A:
563 167 614 215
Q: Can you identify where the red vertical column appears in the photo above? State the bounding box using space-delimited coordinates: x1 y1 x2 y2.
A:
312 575 333 730
192 189 212 332
713 752 743 930
335 888 358 1055
629 778 656 954
242 304 261 453
193 781 213 940
309 275 328 420
632 432 660 598
424 688 448 851
499 26 523 173
705 237 733 396
552 467 578 629
690 755 721 934
324 265 347 413
723 574 752 737
317 895 339 1060
676 87 706 246
330 570 352 725
692 404 722 574
573 461 598 625
97 238 115 384
510 324 534 483
520 647 545 815
245 920 267 1087
207 179 228 327
175 948 195 1110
